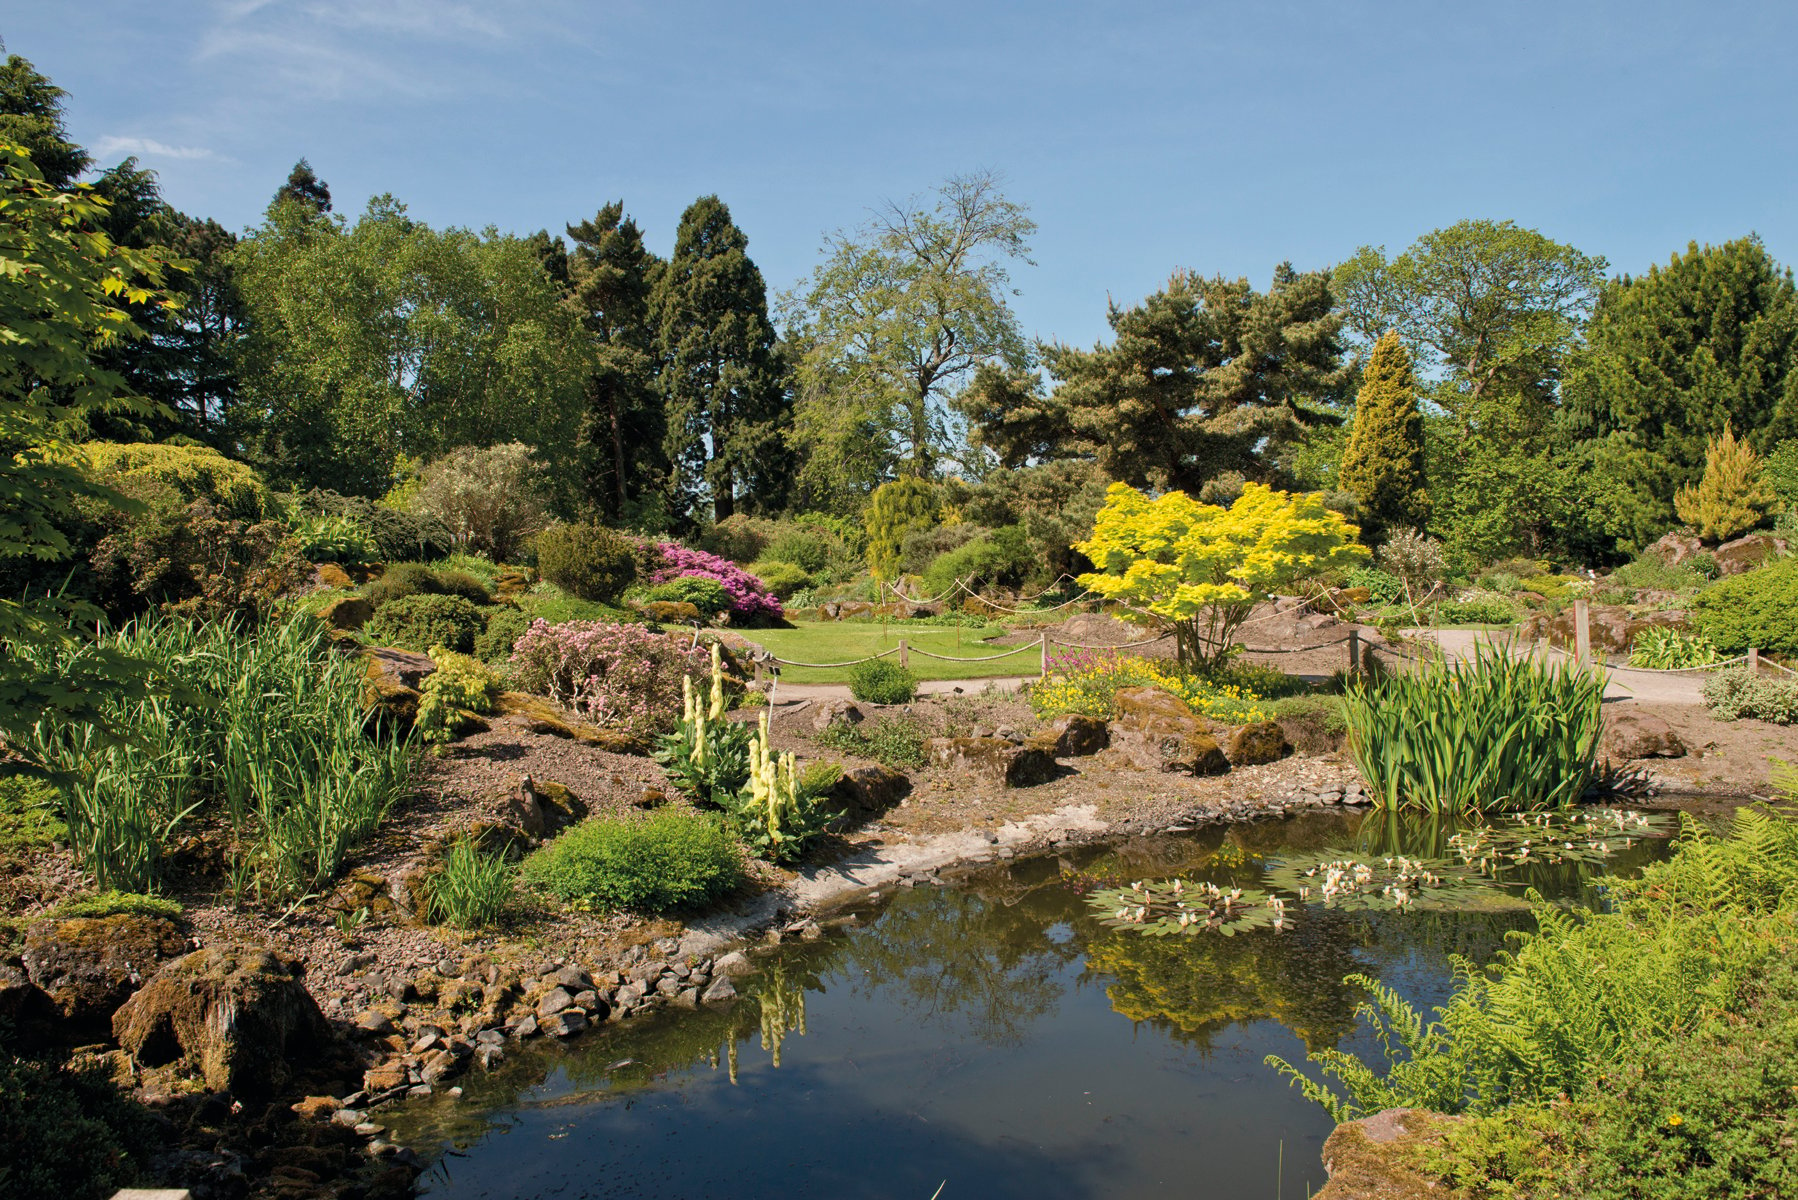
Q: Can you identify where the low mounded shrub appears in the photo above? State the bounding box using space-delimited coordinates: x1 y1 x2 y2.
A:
415 648 501 744
1690 558 1798 656
522 810 743 913
473 606 533 664
364 594 489 654
366 563 490 608
921 524 1034 597
1629 626 1719 670
535 523 637 603
1609 554 1703 593
815 714 928 770
0 1051 157 1200
650 543 782 621
89 498 309 624
506 620 710 736
1435 594 1518 626
76 440 274 520
407 442 551 562
847 658 920 704
747 558 812 600
1702 668 1798 724
1345 565 1405 605
646 574 731 615
289 513 377 565
294 489 456 561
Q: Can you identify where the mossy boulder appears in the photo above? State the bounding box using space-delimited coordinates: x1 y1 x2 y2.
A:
1109 686 1230 775
827 764 912 817
1223 720 1291 766
360 646 434 728
21 914 187 1029
641 600 702 624
499 774 590 842
112 945 331 1099
925 737 1058 788
313 562 353 589
1027 713 1109 758
1315 1107 1460 1200
494 692 648 755
318 595 374 631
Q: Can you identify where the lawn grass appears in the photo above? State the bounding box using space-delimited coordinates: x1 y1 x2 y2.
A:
752 620 1042 684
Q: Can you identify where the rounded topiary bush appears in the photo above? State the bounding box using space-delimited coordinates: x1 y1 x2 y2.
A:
535 523 637 602
521 810 743 913
1690 558 1798 656
365 593 488 654
747 558 811 600
848 658 919 704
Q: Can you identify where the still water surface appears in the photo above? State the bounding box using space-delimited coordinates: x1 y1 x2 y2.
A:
388 811 1663 1200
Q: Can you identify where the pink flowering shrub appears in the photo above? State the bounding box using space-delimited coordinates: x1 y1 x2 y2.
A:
508 619 710 736
651 542 783 622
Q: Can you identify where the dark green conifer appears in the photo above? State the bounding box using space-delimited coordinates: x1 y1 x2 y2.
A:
652 196 789 522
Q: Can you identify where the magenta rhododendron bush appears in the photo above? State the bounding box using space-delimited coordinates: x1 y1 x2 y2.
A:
651 542 783 621
508 619 710 735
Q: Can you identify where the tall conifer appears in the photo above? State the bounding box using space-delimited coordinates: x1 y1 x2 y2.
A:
567 202 666 520
652 196 789 522
1340 330 1429 538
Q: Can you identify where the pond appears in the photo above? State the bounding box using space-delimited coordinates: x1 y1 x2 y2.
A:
384 810 1670 1200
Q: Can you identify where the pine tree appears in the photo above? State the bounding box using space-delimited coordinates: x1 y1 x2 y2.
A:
1674 425 1774 542
0 52 88 187
273 158 332 213
1339 330 1429 538
652 195 789 522
865 477 941 580
567 202 667 521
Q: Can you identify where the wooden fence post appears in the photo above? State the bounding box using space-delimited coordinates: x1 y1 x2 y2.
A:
898 639 909 671
1749 647 1760 676
1573 599 1592 666
1040 632 1051 678
1347 629 1360 677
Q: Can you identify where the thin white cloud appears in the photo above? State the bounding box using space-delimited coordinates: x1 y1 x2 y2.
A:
93 136 218 161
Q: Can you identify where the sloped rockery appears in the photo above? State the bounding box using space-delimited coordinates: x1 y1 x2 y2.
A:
371 809 1672 1200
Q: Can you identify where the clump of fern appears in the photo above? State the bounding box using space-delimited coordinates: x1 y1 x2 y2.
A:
1266 761 1798 1121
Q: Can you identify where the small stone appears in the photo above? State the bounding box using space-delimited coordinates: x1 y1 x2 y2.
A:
332 1108 365 1127
711 951 753 979
411 1030 443 1054
511 1016 539 1039
552 965 591 991
571 989 600 1011
537 987 575 1018
615 981 647 1007
353 1122 386 1137
363 1064 407 1093
476 1045 505 1071
669 962 692 980
437 958 461 978
475 1028 504 1046
673 988 700 1009
541 1009 587 1038
701 976 738 1004
654 976 681 997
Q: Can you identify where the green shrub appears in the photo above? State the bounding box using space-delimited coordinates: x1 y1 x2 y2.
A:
75 440 273 520
698 513 776 563
763 527 834 574
407 442 550 561
0 1052 156 1200
48 891 183 920
522 810 743 914
426 835 515 928
1629 626 1719 669
1702 668 1798 724
535 523 638 602
1343 643 1605 813
90 498 308 624
815 714 928 770
1690 559 1798 656
435 570 492 604
365 594 489 654
1609 554 1703 592
416 649 502 744
921 525 1034 596
368 562 490 606
473 607 534 664
646 575 730 614
1345 566 1405 604
1688 551 1721 580
747 558 812 600
1434 594 1518 626
848 658 919 704
1475 570 1522 594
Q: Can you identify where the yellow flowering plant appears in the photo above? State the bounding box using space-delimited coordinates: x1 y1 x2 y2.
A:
1027 649 1273 725
1076 482 1368 667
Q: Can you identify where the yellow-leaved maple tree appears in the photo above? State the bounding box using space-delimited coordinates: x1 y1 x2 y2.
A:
1076 482 1367 666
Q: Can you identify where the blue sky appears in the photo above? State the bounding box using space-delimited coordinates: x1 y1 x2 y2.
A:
10 1 1797 348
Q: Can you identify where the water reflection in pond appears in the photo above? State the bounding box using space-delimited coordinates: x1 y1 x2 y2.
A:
387 810 1668 1200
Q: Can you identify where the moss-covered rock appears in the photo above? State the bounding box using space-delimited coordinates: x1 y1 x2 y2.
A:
112 945 332 1099
21 914 187 1029
925 737 1058 787
1315 1108 1460 1200
1027 713 1110 757
318 595 374 630
494 692 648 754
1109 686 1230 775
1223 720 1291 766
641 600 702 624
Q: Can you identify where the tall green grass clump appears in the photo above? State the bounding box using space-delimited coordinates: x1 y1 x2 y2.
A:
20 616 414 898
1344 643 1605 813
426 835 516 928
